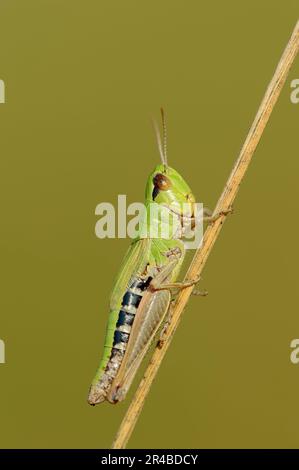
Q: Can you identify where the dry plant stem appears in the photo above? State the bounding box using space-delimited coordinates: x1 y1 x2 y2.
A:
112 20 299 449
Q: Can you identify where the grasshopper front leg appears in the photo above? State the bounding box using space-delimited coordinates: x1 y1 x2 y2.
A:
203 206 233 224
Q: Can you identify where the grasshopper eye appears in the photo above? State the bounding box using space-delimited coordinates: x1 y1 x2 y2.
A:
153 173 171 191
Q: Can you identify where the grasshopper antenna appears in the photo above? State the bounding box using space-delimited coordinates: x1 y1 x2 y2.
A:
160 107 168 168
152 108 168 169
152 118 165 166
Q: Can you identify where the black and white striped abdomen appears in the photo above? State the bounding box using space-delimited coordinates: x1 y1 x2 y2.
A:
113 277 152 351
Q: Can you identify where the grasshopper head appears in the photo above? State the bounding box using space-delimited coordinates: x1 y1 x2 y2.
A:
145 164 196 218
145 109 196 218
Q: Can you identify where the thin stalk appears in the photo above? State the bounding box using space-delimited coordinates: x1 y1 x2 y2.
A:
112 19 299 449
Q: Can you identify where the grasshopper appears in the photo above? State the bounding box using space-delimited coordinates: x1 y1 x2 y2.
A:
88 110 224 405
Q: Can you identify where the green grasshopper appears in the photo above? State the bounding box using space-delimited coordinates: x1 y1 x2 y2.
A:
88 110 224 405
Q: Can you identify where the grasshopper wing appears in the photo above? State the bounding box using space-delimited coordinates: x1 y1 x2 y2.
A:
107 287 171 403
109 238 151 311
88 238 151 405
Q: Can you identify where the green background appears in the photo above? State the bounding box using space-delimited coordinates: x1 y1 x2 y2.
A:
0 0 298 449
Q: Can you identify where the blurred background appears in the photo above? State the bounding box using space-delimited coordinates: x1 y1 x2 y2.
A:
0 0 298 448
